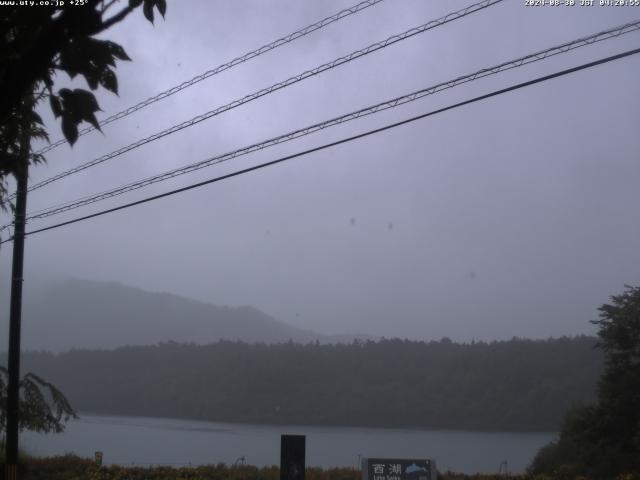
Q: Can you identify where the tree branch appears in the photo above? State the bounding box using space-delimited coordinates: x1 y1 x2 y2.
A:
101 0 121 14
100 4 136 31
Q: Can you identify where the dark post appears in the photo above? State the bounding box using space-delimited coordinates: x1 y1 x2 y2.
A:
280 435 305 480
4 112 30 479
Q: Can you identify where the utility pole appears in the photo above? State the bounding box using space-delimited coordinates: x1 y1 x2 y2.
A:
4 100 31 480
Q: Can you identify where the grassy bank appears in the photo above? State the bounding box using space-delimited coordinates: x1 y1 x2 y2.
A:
9 455 637 480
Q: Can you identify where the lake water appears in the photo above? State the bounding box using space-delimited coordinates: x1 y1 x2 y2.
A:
21 414 556 474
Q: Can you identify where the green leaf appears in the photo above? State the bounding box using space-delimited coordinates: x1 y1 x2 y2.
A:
72 89 102 126
85 38 117 67
58 41 84 78
58 88 72 101
84 111 101 131
61 115 78 146
30 111 44 126
58 38 122 91
30 152 46 166
58 89 102 138
156 0 166 18
30 126 49 143
99 69 118 95
50 95 62 118
129 0 144 6
75 89 100 111
84 70 100 90
143 0 154 23
106 41 131 62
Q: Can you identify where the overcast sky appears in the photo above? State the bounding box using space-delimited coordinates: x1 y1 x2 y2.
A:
1 0 639 343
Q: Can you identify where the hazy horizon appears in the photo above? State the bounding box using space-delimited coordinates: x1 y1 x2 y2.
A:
0 271 611 345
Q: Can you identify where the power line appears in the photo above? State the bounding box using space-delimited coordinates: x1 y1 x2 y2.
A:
2 46 637 245
35 0 387 156
19 0 503 198
20 19 640 222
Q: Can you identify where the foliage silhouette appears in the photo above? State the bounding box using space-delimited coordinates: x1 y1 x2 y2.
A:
0 366 76 435
0 0 167 211
529 285 640 478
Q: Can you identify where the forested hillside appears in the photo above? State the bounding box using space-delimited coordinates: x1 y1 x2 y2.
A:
18 337 601 431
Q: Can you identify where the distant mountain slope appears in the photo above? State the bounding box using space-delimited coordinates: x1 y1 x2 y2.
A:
20 278 332 351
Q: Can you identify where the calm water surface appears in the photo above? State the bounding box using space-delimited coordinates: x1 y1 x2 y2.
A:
22 414 556 474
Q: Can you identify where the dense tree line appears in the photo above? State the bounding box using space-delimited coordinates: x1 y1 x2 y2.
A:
530 286 640 477
15 336 601 432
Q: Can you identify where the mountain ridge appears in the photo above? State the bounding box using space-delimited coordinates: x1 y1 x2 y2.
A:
18 278 369 352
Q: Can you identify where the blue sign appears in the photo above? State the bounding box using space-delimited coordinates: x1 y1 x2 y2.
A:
363 458 435 480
